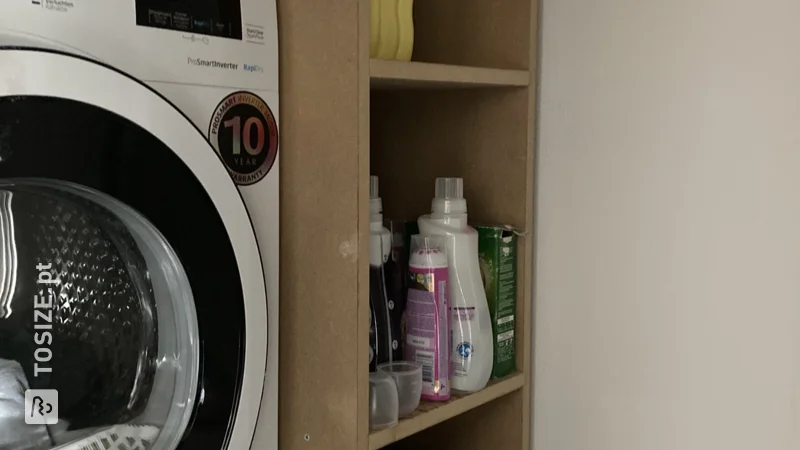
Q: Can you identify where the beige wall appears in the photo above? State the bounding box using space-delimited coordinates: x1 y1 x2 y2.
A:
534 1 800 449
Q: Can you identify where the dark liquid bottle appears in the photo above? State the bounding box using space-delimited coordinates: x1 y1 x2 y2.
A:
384 226 407 362
368 176 394 372
369 264 393 372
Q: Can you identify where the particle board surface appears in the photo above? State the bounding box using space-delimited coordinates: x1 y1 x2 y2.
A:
278 0 362 449
371 88 530 228
277 0 538 448
412 0 532 70
357 0 372 448
521 1 541 448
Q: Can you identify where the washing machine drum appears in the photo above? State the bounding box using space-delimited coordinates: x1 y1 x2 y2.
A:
0 48 268 450
0 180 197 449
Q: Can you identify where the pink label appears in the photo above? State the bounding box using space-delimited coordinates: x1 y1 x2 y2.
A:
405 265 450 401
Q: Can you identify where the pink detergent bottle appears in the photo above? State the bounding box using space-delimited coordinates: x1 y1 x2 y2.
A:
405 235 450 401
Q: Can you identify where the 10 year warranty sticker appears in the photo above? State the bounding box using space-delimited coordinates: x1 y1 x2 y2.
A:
209 91 279 186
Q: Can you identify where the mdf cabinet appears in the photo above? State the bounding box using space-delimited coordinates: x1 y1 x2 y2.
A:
277 1 539 448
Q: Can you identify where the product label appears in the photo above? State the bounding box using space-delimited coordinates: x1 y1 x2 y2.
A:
453 306 476 320
31 0 75 12
384 224 407 363
495 236 516 372
208 91 279 186
450 307 479 379
452 340 473 377
406 266 449 401
387 299 398 351
477 226 518 378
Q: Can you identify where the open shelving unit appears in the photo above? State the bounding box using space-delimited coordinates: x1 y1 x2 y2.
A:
277 0 539 449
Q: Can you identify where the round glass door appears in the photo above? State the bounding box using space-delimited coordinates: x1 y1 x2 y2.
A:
0 179 199 450
0 48 267 450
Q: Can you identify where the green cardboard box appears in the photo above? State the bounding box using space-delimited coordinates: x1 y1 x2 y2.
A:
476 225 517 378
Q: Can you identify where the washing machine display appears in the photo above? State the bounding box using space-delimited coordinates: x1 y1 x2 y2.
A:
135 0 243 40
0 50 268 450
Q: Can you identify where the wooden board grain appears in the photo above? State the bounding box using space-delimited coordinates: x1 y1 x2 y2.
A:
522 1 541 448
412 0 532 70
371 87 530 228
277 0 362 448
371 59 530 89
358 0 373 448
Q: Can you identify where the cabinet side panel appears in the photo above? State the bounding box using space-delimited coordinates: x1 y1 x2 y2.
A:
524 0 541 448
278 0 362 448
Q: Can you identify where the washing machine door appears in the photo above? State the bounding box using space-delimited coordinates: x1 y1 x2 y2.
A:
0 48 268 450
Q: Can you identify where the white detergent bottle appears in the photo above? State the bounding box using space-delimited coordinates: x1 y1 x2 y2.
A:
418 177 493 392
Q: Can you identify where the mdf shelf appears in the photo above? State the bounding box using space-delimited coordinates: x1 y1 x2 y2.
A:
368 373 526 450
370 59 530 90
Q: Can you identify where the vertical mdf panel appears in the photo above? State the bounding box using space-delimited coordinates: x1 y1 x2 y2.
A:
357 0 373 447
523 2 540 448
278 0 362 448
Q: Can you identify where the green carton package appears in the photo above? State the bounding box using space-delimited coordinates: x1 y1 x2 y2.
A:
476 225 517 378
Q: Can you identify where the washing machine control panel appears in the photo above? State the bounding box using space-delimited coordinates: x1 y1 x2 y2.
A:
135 0 244 40
0 0 278 91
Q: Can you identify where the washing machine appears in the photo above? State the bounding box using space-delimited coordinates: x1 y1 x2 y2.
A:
0 1 279 449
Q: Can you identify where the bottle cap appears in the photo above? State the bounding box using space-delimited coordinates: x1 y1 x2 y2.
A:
434 177 463 200
370 176 380 199
370 176 383 225
432 177 467 215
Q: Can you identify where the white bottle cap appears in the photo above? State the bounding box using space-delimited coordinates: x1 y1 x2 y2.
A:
370 176 383 224
435 177 463 199
432 177 467 215
370 175 380 199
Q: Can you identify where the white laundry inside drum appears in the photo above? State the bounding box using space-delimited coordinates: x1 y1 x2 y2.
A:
0 179 200 450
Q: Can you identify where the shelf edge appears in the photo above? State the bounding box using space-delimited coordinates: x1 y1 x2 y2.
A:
370 59 530 89
368 373 526 450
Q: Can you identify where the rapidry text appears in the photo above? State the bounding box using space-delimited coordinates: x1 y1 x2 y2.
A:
243 64 264 73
